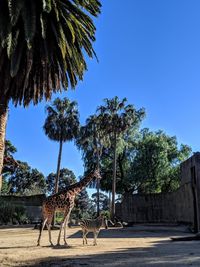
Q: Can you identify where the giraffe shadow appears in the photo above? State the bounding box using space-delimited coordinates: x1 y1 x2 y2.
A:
51 244 74 250
0 245 37 249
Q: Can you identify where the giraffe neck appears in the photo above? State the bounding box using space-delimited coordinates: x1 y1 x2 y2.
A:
66 171 95 195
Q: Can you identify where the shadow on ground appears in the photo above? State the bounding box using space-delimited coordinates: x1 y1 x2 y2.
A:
19 239 200 267
67 225 191 239
17 226 200 267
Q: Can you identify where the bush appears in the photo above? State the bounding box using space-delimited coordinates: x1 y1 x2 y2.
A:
100 210 111 219
0 202 28 225
13 205 28 224
0 202 14 224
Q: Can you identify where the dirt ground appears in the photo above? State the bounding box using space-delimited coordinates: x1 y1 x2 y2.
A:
0 224 200 267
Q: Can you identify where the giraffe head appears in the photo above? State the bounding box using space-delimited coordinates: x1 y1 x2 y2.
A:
93 169 102 180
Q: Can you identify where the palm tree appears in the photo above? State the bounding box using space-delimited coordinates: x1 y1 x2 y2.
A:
43 97 79 193
77 115 108 216
0 0 101 192
97 96 145 218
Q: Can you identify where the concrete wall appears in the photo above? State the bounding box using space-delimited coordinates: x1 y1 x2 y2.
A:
116 183 194 224
0 194 45 222
116 153 200 226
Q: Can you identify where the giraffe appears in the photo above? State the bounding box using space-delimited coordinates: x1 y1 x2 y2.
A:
37 169 101 246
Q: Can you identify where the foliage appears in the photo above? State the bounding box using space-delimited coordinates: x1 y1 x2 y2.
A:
2 139 18 194
0 0 101 106
46 168 77 195
0 201 14 224
91 192 109 210
98 128 192 195
0 0 101 193
4 140 17 156
13 205 28 224
2 139 17 174
77 188 91 212
97 97 145 143
0 201 27 225
130 129 192 193
76 114 109 215
96 96 145 217
77 114 109 170
6 161 46 195
73 188 95 219
44 98 80 142
43 97 80 193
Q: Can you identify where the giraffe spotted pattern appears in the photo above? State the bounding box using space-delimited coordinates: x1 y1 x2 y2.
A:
37 169 101 246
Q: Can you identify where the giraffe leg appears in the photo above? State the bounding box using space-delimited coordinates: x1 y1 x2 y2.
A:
46 223 53 246
57 222 64 246
63 215 70 246
37 218 47 246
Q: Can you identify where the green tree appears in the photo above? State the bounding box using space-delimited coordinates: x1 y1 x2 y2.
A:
77 114 108 215
46 167 77 195
75 188 95 218
2 140 18 194
7 161 46 195
130 129 192 193
0 0 101 192
91 192 109 211
97 96 145 218
44 97 79 193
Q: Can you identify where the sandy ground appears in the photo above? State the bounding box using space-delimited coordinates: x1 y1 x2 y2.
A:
0 224 200 267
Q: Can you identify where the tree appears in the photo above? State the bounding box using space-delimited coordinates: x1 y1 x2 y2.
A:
6 161 46 195
91 192 109 211
2 140 18 194
75 188 95 218
97 96 145 218
2 140 17 173
77 115 108 216
44 97 79 193
46 167 77 195
0 0 101 192
130 129 192 193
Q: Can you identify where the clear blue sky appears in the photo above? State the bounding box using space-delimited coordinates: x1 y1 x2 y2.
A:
6 0 200 180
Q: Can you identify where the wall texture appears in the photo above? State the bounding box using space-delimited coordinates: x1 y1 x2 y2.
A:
0 194 45 222
116 153 200 226
116 183 194 224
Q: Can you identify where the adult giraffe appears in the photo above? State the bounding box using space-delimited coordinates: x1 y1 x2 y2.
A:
37 169 101 246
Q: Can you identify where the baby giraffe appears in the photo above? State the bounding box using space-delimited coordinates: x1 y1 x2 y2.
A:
37 169 101 246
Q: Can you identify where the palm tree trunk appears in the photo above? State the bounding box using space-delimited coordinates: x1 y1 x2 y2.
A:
111 133 117 219
0 99 8 194
96 151 100 216
55 139 63 193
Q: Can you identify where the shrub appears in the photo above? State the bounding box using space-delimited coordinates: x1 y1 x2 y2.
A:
0 202 28 225
0 202 14 224
13 205 28 224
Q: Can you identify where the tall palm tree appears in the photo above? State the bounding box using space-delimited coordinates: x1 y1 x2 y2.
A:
0 0 101 192
97 96 145 218
77 114 108 216
43 97 79 193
